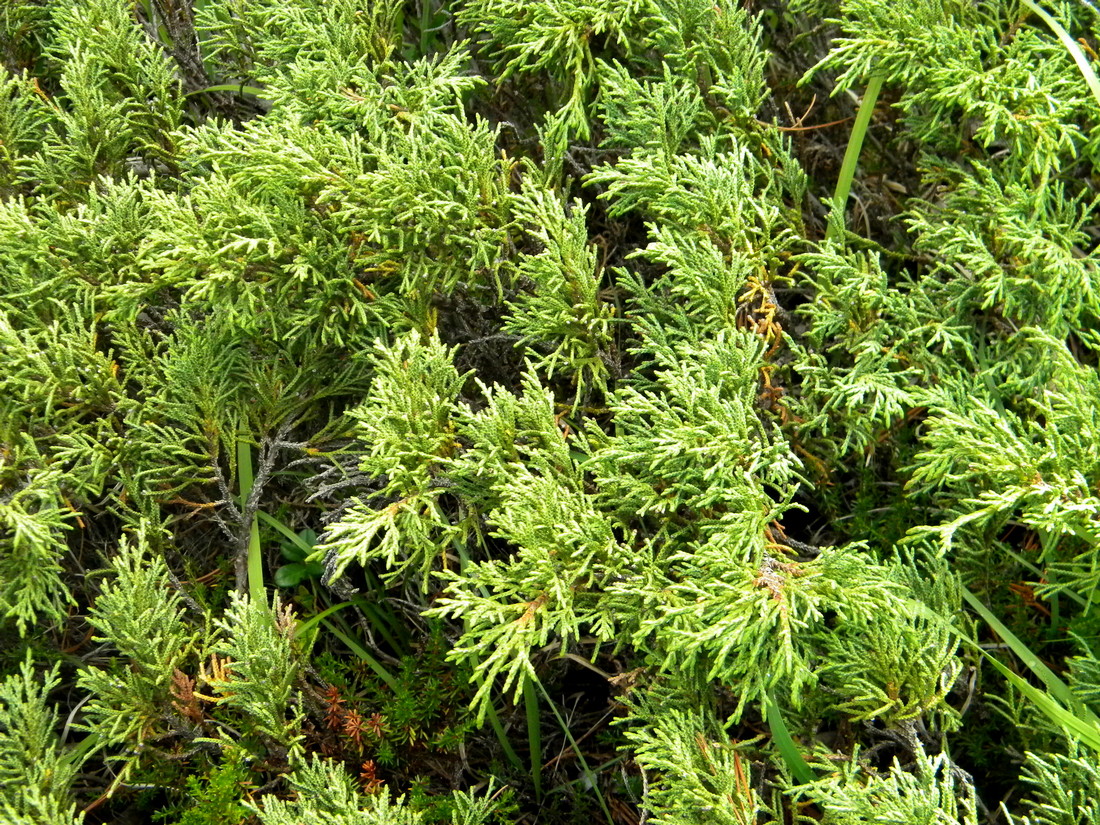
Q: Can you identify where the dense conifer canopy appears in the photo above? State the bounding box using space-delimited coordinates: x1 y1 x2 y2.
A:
2 0 1100 822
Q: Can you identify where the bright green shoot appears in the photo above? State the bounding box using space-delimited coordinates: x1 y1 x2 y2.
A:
238 436 265 608
827 74 884 241
962 589 1100 735
764 690 817 785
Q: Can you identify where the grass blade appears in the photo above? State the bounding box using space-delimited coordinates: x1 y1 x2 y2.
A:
530 674 614 825
468 669 524 771
982 654 1100 752
186 83 270 99
238 437 264 607
903 589 1100 751
764 690 817 785
256 510 312 554
321 618 399 692
960 587 1099 724
524 675 543 800
296 600 355 638
1021 0 1100 109
827 74 884 241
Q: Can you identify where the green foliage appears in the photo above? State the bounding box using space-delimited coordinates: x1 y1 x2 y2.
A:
1068 637 1100 713
251 755 502 825
818 604 961 727
0 2 52 75
588 330 797 531
0 653 84 824
635 545 907 718
504 182 618 398
1010 743 1100 825
907 332 1100 603
808 0 1091 178
274 528 323 588
597 62 708 158
197 0 403 78
376 629 476 764
907 167 1100 336
787 245 920 459
36 0 185 196
160 749 252 825
641 0 770 117
0 71 51 196
792 749 978 824
430 445 622 718
211 593 309 757
316 332 467 589
5 0 1100 820
252 756 424 825
588 132 805 248
330 106 516 301
623 685 778 825
457 0 643 139
76 526 197 783
0 461 76 636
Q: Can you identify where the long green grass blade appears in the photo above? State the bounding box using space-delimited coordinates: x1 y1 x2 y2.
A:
961 587 1100 752
764 690 817 785
1021 0 1100 109
960 587 1099 723
256 510 311 554
296 600 355 638
524 675 543 800
827 74 884 240
238 437 264 607
321 618 399 692
982 654 1100 752
186 83 269 99
903 589 1100 750
531 675 614 824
